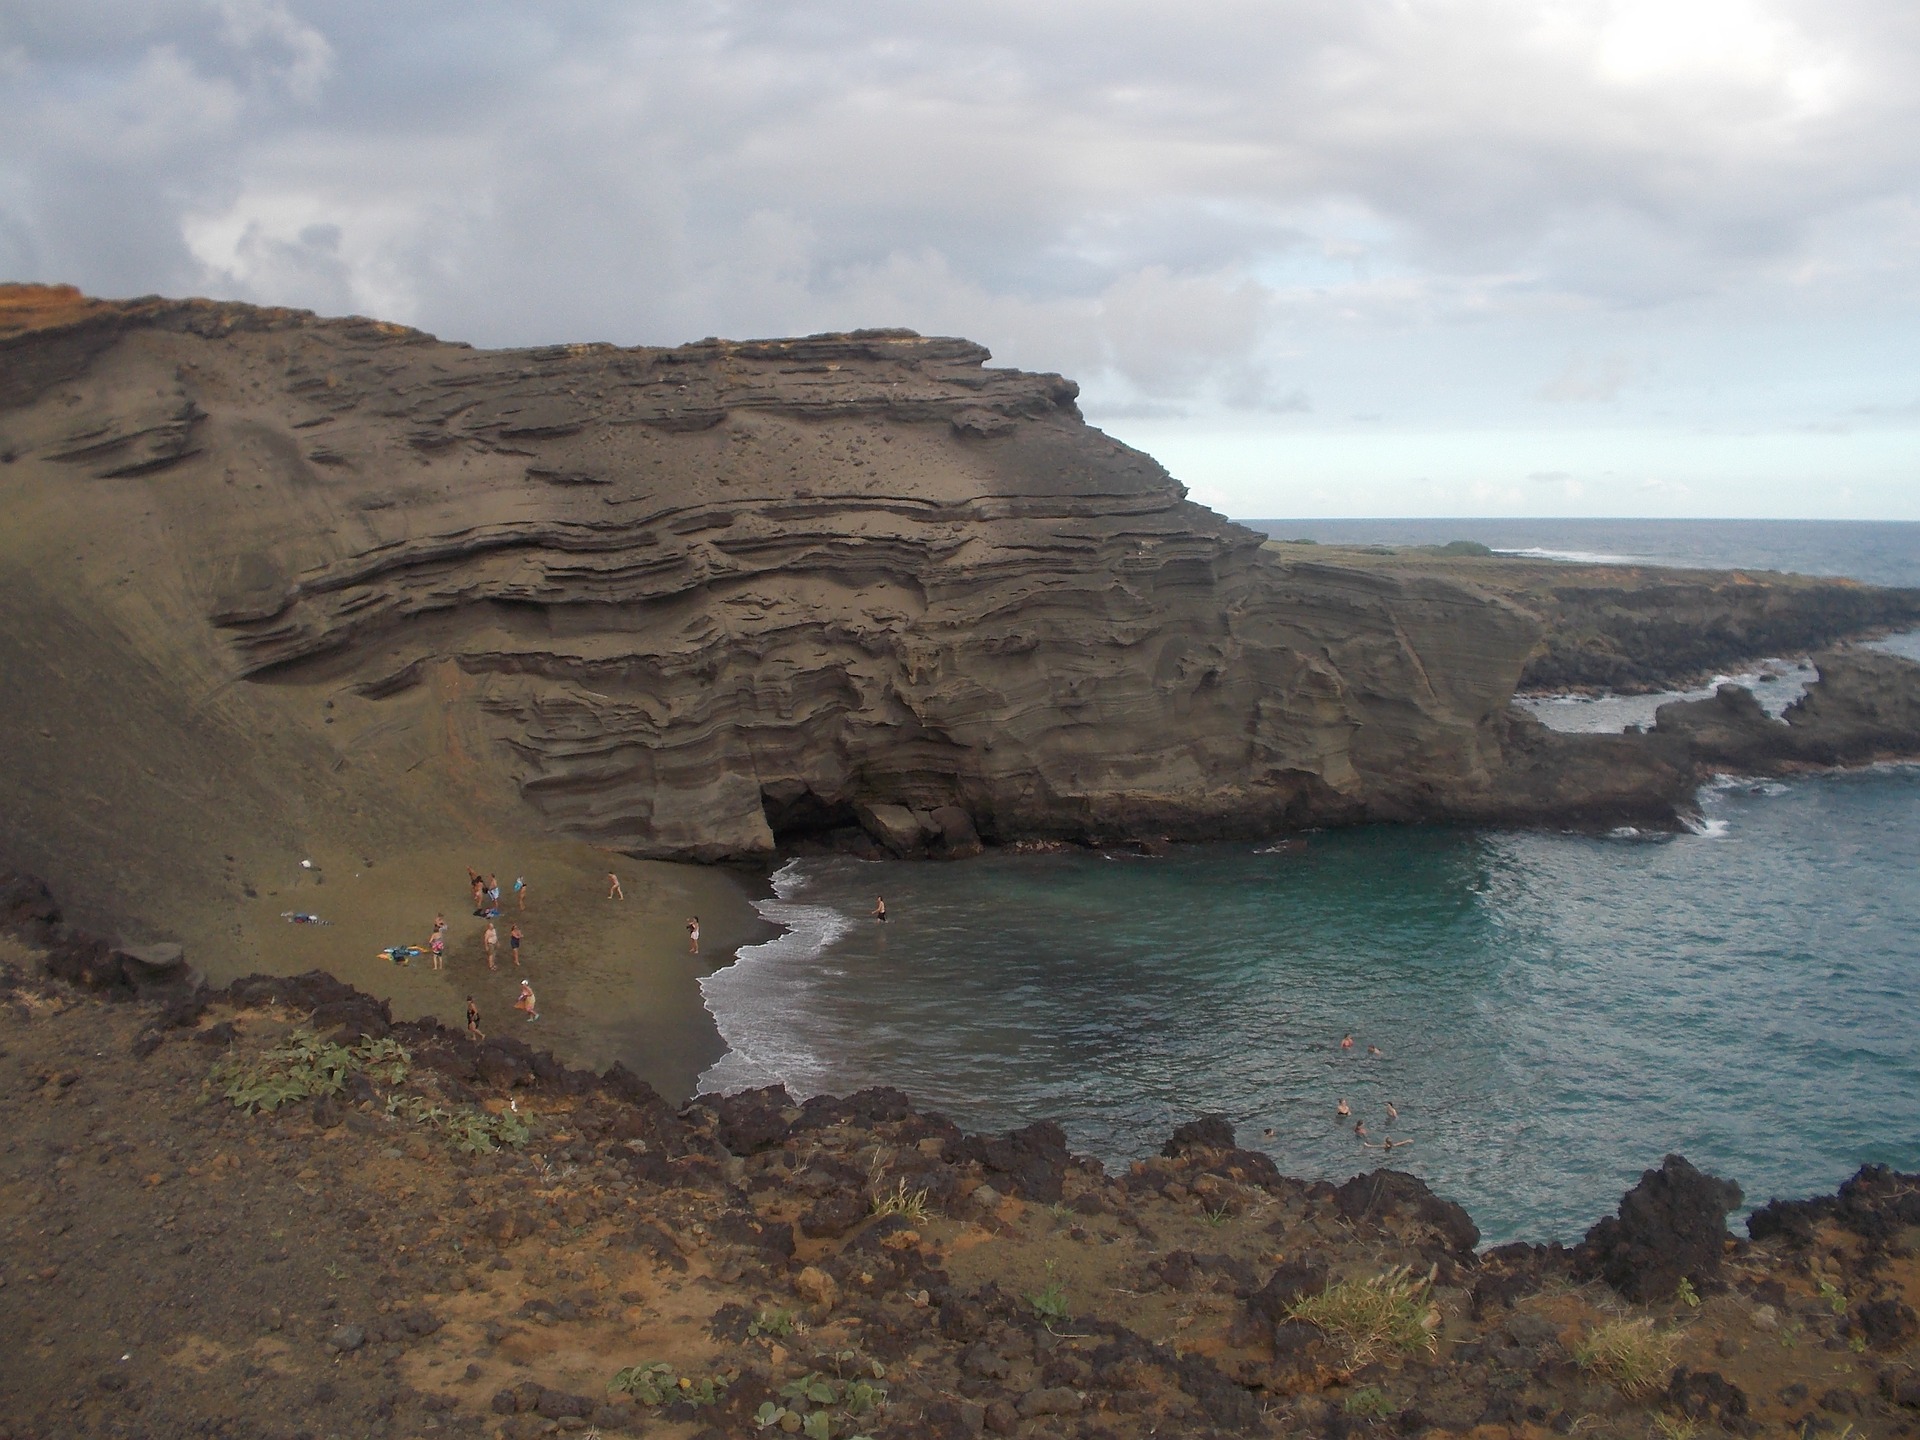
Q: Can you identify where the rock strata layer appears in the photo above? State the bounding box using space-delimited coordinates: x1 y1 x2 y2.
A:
0 282 1712 889
5 285 1919 907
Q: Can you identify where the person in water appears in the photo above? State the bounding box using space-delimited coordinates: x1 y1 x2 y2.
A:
687 916 700 954
1353 1119 1367 1138
872 897 886 922
1340 1034 1355 1050
465 997 483 1040
1336 1099 1350 1117
1385 1101 1398 1121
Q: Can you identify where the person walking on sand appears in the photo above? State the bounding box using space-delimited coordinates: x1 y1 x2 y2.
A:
872 897 886 922
687 916 700 954
515 979 538 1022
607 872 623 900
465 997 483 1040
483 920 498 971
509 923 522 968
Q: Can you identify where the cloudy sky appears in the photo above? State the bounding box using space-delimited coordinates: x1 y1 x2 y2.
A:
4 1 1918 519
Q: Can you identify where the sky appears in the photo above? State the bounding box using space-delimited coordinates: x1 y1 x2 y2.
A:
3 1 1918 520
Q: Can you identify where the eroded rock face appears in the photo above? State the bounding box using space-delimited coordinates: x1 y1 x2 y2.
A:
1654 649 1920 770
1 284 1701 875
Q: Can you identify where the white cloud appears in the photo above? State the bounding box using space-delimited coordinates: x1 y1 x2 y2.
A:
2 0 1918 513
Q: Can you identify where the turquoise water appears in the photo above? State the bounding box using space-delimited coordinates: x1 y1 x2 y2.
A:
702 768 1920 1244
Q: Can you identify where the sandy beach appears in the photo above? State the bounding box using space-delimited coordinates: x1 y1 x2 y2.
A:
192 836 770 1101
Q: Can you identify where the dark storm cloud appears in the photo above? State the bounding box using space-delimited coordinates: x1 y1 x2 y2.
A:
3 0 1918 427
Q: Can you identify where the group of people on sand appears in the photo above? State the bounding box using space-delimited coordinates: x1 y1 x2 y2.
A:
455 865 537 1042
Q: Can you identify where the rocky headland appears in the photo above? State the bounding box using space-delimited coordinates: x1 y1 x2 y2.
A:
8 280 1920 947
3 889 1919 1440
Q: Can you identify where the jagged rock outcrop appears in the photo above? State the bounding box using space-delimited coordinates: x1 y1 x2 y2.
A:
0 281 1714 900
1653 649 1920 770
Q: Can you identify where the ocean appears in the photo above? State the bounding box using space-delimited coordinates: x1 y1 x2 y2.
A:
698 519 1920 1244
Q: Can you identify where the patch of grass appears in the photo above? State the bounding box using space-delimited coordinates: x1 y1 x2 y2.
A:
870 1178 930 1223
1653 1414 1701 1440
1202 1203 1233 1227
1343 1385 1395 1419
208 1029 409 1112
1573 1318 1678 1397
1287 1266 1439 1364
1028 1260 1071 1332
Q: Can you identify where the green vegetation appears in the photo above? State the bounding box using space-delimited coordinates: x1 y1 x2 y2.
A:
750 1306 799 1339
1672 1277 1701 1309
607 1362 728 1407
1817 1278 1848 1315
1573 1318 1678 1397
1027 1260 1071 1332
870 1178 930 1223
752 1371 887 1437
208 1029 397 1112
209 1026 528 1153
1652 1414 1701 1440
1288 1266 1439 1363
1343 1385 1395 1419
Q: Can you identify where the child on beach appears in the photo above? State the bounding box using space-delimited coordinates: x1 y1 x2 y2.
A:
429 930 445 970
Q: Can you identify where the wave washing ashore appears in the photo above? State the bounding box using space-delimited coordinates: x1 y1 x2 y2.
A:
702 521 1920 1246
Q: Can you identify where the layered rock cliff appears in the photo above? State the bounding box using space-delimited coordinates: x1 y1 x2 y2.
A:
0 283 1861 925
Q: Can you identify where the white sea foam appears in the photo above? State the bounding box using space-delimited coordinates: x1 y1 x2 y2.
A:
696 859 854 1097
1494 546 1647 566
1681 815 1732 839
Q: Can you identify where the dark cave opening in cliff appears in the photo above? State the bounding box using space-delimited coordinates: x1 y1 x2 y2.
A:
760 782 858 842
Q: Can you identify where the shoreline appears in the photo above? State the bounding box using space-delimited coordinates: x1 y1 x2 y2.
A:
4 955 1918 1439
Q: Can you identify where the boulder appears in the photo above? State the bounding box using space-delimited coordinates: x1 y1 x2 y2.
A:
1575 1154 1742 1303
855 802 929 857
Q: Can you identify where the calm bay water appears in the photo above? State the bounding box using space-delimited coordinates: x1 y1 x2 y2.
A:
698 520 1920 1244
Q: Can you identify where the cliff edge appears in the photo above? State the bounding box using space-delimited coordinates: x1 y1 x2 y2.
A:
0 282 1856 932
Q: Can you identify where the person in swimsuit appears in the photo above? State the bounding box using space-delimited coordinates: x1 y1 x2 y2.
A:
485 873 500 907
465 997 483 1040
483 920 498 971
429 931 445 970
515 979 538 1021
1385 1102 1398 1122
513 875 527 911
1336 1098 1350 1117
607 872 624 900
509 923 522 967
687 916 700 954
1353 1119 1367 1138
1340 1034 1355 1050
872 897 886 922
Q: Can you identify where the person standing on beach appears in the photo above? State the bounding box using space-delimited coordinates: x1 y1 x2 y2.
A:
465 997 483 1040
429 929 445 970
872 897 886 922
509 923 522 968
483 920 498 971
607 872 624 900
513 875 527 911
687 916 700 954
515 979 538 1022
